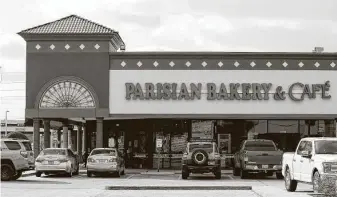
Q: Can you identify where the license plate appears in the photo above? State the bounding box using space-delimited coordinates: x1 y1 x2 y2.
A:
208 161 215 165
99 159 107 163
262 165 269 169
48 161 54 165
331 165 337 171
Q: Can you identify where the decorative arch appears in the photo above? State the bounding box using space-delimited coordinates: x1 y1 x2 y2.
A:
36 76 99 109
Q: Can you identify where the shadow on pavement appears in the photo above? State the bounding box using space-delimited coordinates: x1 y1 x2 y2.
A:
11 179 70 184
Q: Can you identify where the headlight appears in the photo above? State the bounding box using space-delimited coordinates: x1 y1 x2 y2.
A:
35 157 44 163
109 158 116 162
323 162 332 173
87 158 95 163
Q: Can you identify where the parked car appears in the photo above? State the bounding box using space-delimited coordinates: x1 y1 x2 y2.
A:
35 148 79 177
181 139 221 179
16 139 35 169
86 148 125 177
1 138 31 181
282 137 337 193
233 139 283 179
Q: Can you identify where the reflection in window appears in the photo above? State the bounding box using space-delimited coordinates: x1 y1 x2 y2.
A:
268 120 298 133
246 120 267 134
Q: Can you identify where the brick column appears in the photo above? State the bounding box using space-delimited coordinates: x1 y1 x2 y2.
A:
33 118 40 159
96 118 104 148
43 119 51 149
57 128 61 148
82 124 87 153
68 128 73 150
62 123 68 148
77 126 82 156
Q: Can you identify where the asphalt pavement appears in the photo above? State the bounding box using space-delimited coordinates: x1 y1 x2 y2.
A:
1 172 314 197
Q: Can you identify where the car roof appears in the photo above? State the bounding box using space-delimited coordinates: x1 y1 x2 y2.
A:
245 139 273 142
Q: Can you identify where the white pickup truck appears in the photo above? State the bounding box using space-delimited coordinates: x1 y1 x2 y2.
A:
282 137 337 193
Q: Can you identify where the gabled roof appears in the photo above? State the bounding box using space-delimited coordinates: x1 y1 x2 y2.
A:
18 15 116 35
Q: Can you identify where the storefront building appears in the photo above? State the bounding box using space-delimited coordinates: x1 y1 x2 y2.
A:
19 15 337 169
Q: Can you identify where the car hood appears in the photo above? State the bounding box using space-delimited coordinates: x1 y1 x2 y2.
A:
314 154 337 162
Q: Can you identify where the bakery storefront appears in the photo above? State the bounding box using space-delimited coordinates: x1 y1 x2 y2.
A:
20 15 337 169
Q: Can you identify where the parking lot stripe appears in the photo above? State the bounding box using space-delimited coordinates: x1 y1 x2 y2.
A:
126 174 136 179
227 175 234 180
177 175 182 180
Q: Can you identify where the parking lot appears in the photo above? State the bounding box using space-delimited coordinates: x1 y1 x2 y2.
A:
1 171 314 197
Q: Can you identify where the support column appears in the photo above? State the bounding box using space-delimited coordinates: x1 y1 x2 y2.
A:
96 118 104 148
33 118 40 159
62 123 68 148
43 120 51 149
77 126 82 156
73 129 77 152
68 128 73 150
57 129 61 148
324 120 336 137
82 124 87 153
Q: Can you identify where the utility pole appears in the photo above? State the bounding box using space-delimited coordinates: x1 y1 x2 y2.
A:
5 110 9 136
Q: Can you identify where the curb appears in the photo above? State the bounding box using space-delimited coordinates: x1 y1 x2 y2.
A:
105 186 252 190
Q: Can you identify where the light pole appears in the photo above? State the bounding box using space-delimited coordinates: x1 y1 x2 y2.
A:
5 110 9 136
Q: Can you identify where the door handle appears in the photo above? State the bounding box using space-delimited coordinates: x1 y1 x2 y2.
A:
300 160 303 163
293 159 296 162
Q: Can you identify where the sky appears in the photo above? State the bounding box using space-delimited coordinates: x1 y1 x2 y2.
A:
0 0 337 120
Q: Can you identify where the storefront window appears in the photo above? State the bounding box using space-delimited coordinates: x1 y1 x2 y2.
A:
268 120 298 133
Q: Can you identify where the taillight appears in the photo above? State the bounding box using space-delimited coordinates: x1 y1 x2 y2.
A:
20 151 28 158
109 158 117 162
87 157 95 163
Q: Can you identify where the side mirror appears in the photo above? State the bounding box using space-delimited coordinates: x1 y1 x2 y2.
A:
302 150 311 158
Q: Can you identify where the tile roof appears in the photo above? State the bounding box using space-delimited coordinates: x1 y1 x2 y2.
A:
18 15 116 35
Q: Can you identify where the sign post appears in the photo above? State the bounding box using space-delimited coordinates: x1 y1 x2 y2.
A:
156 139 162 172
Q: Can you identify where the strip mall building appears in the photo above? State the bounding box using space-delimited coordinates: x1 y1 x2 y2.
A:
19 15 337 169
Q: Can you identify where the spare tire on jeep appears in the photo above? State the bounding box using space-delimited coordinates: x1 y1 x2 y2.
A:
191 149 208 165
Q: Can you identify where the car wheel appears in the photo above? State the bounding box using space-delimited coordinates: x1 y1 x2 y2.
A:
182 171 189 180
1 164 15 181
215 168 221 179
36 171 42 177
74 164 79 175
276 172 283 179
312 171 320 193
285 168 297 192
87 171 92 177
240 168 248 179
115 171 121 178
233 167 240 176
11 171 22 180
121 167 125 175
67 166 73 177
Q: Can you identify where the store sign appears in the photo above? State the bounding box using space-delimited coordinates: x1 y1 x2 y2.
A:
125 81 331 102
156 139 162 148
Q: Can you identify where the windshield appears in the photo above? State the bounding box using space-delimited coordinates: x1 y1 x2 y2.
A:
90 149 116 156
189 144 213 153
315 140 337 154
244 141 276 151
42 149 66 155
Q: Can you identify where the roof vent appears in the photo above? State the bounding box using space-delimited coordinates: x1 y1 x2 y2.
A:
313 47 324 53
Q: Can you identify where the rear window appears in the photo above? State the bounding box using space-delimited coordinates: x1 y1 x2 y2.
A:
22 142 32 151
90 149 116 156
4 141 22 150
244 141 276 151
189 143 213 153
42 149 66 155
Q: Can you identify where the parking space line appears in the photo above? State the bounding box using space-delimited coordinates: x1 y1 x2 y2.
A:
126 174 136 179
227 175 234 180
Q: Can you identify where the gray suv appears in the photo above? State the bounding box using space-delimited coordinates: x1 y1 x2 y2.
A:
181 139 221 179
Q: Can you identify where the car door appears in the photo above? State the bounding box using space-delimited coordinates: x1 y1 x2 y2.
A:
300 141 314 182
293 140 307 180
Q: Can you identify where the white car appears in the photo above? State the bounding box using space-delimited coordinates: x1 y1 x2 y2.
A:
282 137 337 193
35 148 79 177
87 148 125 177
1 138 31 181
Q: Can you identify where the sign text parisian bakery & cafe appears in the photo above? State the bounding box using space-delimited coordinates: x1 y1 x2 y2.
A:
125 81 331 102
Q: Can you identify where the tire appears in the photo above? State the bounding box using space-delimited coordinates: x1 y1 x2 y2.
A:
215 168 221 179
240 168 248 179
233 167 240 176
191 149 208 165
74 164 79 175
182 171 189 180
36 171 42 177
284 168 297 192
276 172 283 179
1 164 15 181
12 171 22 180
87 171 92 177
115 171 121 178
312 171 320 193
121 167 125 175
